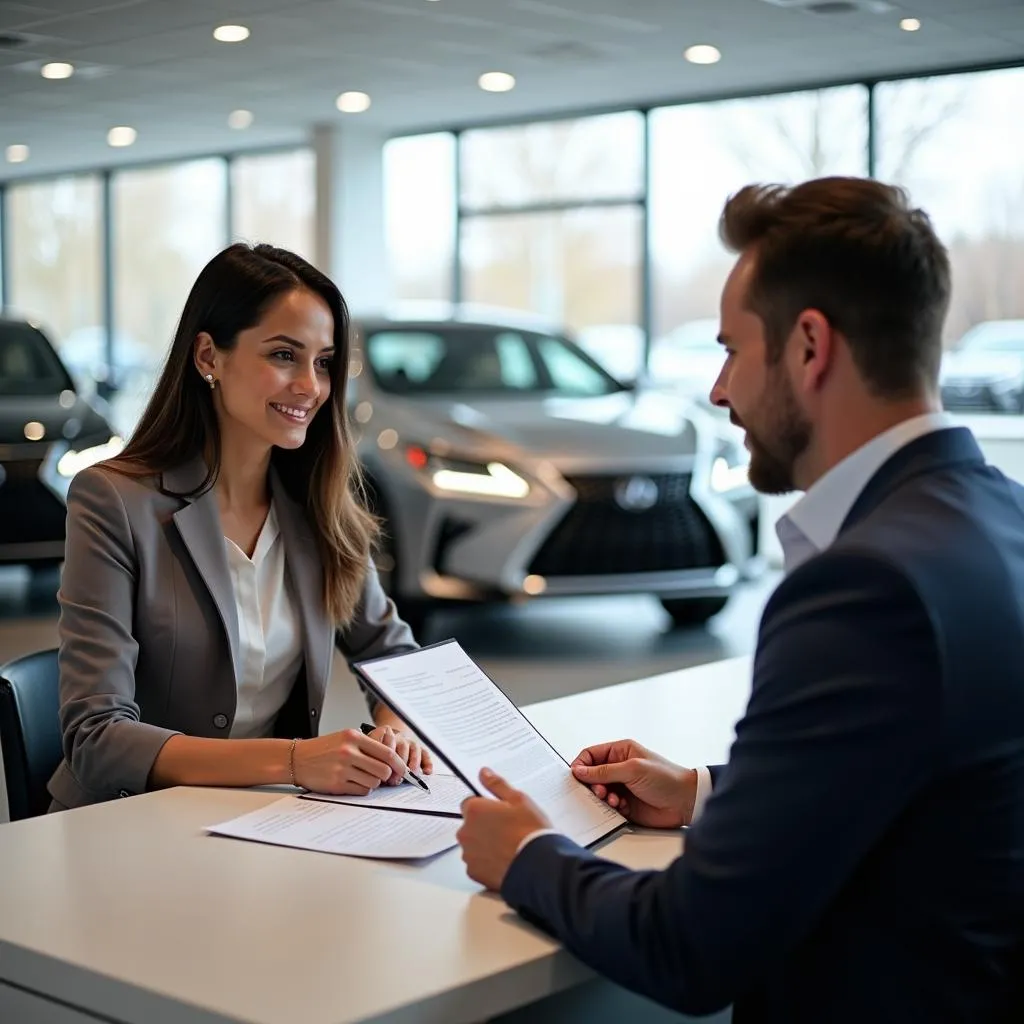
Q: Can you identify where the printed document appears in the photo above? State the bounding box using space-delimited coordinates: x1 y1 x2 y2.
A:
207 796 460 859
303 771 471 818
355 640 626 848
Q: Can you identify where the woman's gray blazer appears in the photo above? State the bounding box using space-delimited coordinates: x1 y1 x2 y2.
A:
47 456 416 810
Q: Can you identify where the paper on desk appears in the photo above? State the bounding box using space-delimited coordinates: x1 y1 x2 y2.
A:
302 771 472 818
206 796 460 859
355 641 626 848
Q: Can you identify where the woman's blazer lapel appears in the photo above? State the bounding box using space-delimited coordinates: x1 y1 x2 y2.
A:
271 468 333 704
163 457 333 705
165 457 241 683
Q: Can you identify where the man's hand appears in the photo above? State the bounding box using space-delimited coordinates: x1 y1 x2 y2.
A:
457 769 553 891
571 739 697 829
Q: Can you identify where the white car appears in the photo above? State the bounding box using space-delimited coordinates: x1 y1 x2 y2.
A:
649 317 725 400
349 314 761 633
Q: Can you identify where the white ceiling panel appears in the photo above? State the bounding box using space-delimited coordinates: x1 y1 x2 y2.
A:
0 0 1020 179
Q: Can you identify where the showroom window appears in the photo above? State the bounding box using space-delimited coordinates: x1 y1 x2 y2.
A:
232 148 316 261
112 158 228 432
460 112 644 210
383 133 456 307
6 176 103 382
460 206 642 335
647 85 869 388
876 68 1024 351
459 112 646 380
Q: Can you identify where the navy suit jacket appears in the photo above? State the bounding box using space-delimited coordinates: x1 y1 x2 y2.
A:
502 428 1024 1022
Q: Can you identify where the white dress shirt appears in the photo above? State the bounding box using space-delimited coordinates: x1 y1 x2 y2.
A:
223 503 305 740
518 413 956 853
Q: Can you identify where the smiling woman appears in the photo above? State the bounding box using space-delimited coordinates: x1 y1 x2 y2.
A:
47 243 432 814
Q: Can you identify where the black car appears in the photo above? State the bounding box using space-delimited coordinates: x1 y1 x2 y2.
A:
0 316 122 576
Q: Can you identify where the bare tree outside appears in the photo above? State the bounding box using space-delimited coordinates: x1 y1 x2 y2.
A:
458 114 644 331
877 68 1024 344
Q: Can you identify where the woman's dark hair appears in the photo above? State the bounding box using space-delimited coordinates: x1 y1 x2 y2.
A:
112 242 377 626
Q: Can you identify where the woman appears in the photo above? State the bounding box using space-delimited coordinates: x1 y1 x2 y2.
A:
48 243 431 811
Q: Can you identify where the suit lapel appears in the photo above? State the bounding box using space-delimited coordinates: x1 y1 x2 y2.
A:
165 458 241 682
270 468 333 703
840 427 984 535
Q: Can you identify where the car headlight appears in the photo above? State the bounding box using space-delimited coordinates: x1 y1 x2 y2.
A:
404 445 530 499
710 444 750 493
57 436 125 478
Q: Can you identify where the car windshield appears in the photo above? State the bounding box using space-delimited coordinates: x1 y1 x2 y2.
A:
959 322 1024 353
363 326 627 397
0 322 74 396
668 319 721 350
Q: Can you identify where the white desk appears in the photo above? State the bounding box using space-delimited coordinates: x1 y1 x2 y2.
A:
0 656 752 1024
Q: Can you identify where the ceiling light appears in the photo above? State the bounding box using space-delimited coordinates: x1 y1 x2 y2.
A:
684 44 721 65
41 61 74 80
228 109 254 129
213 24 250 43
478 71 516 93
899 17 921 31
107 126 137 148
5 144 29 164
336 91 371 113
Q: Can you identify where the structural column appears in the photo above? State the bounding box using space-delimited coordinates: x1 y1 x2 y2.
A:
313 123 391 315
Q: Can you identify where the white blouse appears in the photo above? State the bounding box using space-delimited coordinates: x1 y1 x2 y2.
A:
223 503 304 739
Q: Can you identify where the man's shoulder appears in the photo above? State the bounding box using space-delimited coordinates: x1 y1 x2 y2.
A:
767 461 1024 637
769 543 922 618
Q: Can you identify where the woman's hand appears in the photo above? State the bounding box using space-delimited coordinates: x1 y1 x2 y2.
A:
292 729 410 795
368 725 434 784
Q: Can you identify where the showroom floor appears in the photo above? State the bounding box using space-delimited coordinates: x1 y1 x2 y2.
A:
0 565 779 733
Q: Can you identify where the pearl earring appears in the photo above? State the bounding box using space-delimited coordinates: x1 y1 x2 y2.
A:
204 374 216 390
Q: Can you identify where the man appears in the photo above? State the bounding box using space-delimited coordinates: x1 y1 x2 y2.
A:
456 177 1024 1022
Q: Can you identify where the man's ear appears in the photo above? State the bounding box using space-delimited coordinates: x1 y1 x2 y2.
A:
793 309 834 392
193 332 218 379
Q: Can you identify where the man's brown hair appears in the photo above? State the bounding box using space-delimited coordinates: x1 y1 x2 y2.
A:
719 176 951 398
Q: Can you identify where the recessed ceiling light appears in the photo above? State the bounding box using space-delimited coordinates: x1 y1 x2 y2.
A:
5 144 29 164
107 126 137 148
899 17 921 31
684 44 721 65
478 71 516 93
213 24 250 43
228 109 254 129
336 91 371 113
41 61 74 80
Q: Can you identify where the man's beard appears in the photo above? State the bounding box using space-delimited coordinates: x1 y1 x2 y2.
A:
740 369 811 496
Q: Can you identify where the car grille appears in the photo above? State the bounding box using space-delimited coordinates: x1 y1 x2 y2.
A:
0 456 67 546
941 384 992 410
527 473 724 577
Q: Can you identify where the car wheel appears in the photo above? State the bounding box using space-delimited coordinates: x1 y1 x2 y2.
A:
660 596 729 629
363 477 434 639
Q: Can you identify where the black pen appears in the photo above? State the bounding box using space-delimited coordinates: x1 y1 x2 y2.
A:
359 723 431 793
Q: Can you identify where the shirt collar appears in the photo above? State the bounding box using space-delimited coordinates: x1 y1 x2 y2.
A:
776 412 954 572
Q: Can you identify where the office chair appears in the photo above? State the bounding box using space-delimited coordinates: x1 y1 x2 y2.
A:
0 648 62 821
